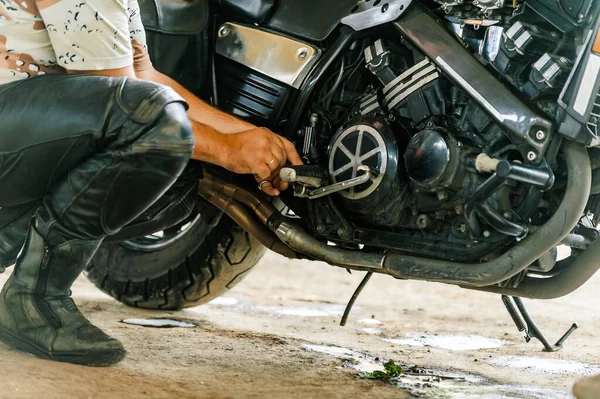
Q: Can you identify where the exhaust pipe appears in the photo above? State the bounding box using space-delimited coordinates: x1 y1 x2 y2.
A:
382 141 590 287
198 181 297 259
199 141 592 296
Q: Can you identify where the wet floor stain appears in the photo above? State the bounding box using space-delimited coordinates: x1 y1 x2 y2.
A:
358 327 383 335
208 297 239 307
303 344 571 399
383 334 505 351
121 318 196 328
204 298 350 319
303 344 382 373
357 318 382 325
254 304 346 317
490 355 600 376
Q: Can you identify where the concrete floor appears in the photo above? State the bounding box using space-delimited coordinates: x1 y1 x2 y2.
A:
0 251 599 398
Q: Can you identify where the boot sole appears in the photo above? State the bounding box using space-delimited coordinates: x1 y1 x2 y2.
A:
0 325 126 367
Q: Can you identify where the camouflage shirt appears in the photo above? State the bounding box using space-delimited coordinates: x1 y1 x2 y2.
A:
0 0 148 86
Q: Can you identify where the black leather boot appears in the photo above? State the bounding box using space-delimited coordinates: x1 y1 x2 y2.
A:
0 203 37 273
0 220 126 366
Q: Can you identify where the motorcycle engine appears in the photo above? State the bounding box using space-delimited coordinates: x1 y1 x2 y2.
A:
434 0 510 14
291 0 578 260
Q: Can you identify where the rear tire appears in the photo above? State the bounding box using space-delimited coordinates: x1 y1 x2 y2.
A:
85 210 266 310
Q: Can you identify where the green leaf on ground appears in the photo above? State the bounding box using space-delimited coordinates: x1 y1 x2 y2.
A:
360 360 403 380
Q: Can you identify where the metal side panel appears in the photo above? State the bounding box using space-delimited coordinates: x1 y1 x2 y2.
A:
341 0 413 31
215 23 322 89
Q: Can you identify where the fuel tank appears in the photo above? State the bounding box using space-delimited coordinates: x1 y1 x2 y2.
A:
265 0 358 42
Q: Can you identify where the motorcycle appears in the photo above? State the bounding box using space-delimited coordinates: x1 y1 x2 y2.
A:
86 0 600 351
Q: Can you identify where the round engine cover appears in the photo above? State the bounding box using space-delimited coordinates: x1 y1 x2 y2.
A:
328 117 395 200
327 116 409 227
404 130 451 187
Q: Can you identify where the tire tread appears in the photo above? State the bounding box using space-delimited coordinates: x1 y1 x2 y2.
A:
85 217 265 310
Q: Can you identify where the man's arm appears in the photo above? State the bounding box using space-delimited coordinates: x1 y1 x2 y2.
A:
37 0 301 195
137 67 254 134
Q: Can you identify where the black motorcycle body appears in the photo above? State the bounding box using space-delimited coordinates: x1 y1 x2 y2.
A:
88 0 600 338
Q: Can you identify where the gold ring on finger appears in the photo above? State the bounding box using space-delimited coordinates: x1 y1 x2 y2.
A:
258 180 270 191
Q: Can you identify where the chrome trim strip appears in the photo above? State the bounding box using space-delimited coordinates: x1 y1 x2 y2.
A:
436 56 505 122
574 53 600 116
341 0 412 31
385 64 438 104
215 23 322 89
383 58 431 95
388 72 440 109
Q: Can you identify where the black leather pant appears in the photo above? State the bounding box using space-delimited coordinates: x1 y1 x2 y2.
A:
0 74 194 250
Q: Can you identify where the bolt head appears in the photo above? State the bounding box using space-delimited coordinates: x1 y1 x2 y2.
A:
527 151 537 161
219 26 230 37
483 230 491 238
535 130 546 141
297 48 309 61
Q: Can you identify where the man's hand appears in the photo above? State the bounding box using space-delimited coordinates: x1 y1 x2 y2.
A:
137 66 303 196
192 122 303 196
220 128 303 196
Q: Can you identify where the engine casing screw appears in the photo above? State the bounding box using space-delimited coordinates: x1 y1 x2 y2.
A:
535 130 546 141
219 26 230 37
437 191 448 201
483 230 491 238
527 151 537 161
297 48 309 61
417 214 430 230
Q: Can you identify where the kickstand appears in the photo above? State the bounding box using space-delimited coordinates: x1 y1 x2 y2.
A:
340 272 373 326
501 295 579 352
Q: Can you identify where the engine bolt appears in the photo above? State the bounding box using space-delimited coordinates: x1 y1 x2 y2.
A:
417 215 430 230
504 212 512 219
483 230 491 238
219 26 230 37
527 151 537 161
535 130 546 141
297 48 309 61
437 191 448 201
